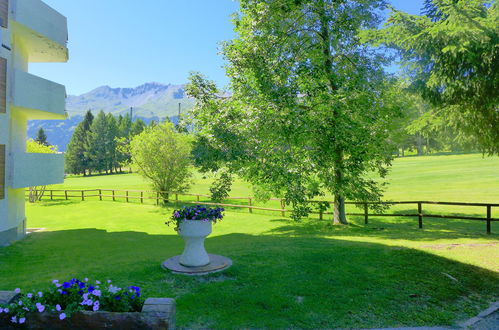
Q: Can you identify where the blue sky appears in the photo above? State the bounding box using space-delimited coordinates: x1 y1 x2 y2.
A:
31 0 424 95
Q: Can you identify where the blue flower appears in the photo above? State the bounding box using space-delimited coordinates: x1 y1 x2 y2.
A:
78 282 85 289
114 295 121 300
62 282 71 289
88 286 95 293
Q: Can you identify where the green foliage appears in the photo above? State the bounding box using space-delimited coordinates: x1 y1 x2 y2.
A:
27 139 57 154
366 0 499 154
209 170 233 203
129 122 193 200
187 0 401 223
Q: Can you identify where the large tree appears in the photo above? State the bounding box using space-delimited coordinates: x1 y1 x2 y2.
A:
188 0 400 224
366 0 499 154
129 122 193 202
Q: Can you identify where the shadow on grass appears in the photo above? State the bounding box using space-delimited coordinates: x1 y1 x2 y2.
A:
265 209 499 241
0 228 497 328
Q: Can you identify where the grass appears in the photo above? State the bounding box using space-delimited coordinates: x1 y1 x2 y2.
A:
0 200 496 328
50 153 499 219
0 153 498 328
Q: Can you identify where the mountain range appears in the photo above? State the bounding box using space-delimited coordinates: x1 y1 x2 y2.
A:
27 82 195 151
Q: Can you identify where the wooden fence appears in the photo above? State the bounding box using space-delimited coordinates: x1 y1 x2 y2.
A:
28 188 499 234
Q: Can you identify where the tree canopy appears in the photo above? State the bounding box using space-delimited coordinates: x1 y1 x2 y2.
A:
365 0 499 154
188 0 402 223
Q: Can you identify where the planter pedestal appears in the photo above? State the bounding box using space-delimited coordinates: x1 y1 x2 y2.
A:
163 220 232 275
162 254 232 276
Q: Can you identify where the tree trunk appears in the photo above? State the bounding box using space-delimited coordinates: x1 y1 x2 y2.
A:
332 148 348 225
416 133 423 156
402 145 405 157
162 192 169 204
426 137 430 154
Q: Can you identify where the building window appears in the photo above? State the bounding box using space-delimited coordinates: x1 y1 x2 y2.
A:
0 144 5 200
0 0 7 29
0 57 5 114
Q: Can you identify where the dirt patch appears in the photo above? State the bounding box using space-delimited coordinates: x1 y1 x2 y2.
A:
421 242 498 250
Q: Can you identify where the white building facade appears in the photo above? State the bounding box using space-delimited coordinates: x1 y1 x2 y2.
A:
0 0 68 245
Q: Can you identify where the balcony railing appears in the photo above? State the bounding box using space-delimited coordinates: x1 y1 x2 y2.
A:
11 0 68 63
12 69 66 120
11 152 64 189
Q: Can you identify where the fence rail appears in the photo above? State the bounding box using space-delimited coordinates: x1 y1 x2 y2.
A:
27 188 499 234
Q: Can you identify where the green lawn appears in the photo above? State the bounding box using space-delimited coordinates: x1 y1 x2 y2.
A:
55 153 499 202
0 153 498 328
51 153 499 218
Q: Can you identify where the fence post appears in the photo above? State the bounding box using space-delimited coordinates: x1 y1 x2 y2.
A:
112 190 115 201
65 190 68 200
280 199 285 217
418 202 423 229
486 205 491 234
81 190 85 201
248 198 253 213
141 191 144 204
99 189 102 201
126 191 129 203
196 195 200 202
364 203 369 224
319 209 323 220
175 193 178 202
50 190 53 200
156 192 159 205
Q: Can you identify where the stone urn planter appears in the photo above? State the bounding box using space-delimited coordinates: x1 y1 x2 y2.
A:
178 220 212 267
163 205 232 275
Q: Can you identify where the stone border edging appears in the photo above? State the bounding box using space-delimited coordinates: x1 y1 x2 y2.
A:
459 300 499 328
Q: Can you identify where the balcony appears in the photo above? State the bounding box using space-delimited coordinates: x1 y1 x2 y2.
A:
11 152 64 189
12 69 66 120
11 0 68 63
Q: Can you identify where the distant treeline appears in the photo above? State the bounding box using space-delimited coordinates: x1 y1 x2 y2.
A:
65 110 149 176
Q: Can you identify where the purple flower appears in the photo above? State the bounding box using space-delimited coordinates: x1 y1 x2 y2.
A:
19 317 26 324
36 302 45 313
107 280 112 284
57 289 62 293
14 288 20 293
0 308 3 313
52 280 59 284
84 277 89 282
92 290 101 297
56 283 62 288
56 304 61 311
27 293 33 298
59 313 66 320
95 280 101 285
11 316 17 323
18 300 23 306
38 292 43 297
4 308 9 313
61 290 68 295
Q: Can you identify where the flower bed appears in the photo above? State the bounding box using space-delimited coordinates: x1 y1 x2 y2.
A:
0 278 175 329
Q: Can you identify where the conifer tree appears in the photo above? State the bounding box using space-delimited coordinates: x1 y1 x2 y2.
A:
35 128 49 146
